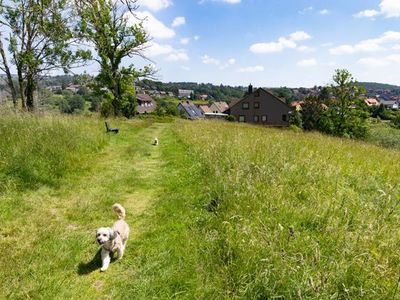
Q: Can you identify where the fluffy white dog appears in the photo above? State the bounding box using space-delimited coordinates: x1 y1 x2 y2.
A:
96 203 129 272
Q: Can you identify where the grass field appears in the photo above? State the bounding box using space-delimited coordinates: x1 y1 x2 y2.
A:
1 116 400 299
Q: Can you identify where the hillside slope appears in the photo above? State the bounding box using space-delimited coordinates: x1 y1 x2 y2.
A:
1 117 400 299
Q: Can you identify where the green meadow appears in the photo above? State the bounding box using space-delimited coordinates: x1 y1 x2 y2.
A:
1 115 400 299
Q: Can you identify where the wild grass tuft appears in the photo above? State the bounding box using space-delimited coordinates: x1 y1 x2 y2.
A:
0 111 106 191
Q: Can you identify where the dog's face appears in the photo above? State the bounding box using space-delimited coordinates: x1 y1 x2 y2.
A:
96 227 114 245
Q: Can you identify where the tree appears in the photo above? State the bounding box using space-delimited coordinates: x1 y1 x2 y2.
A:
75 0 153 117
322 69 368 138
301 95 325 131
0 34 17 106
0 0 90 110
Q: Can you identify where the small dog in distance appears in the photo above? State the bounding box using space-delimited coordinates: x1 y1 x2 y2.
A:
153 137 159 146
95 203 129 272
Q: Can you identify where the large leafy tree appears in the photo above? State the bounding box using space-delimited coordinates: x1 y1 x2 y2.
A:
75 0 153 117
0 0 90 110
319 69 368 138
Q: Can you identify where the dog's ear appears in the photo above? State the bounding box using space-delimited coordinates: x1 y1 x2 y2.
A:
108 228 116 239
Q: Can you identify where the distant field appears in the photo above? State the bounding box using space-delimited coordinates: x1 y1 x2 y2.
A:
1 116 400 299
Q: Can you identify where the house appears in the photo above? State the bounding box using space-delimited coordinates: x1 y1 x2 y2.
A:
364 98 380 107
199 105 212 114
209 101 229 113
178 89 193 99
380 99 399 109
47 85 62 92
136 94 157 114
228 85 291 126
177 101 203 119
199 94 208 100
65 84 81 93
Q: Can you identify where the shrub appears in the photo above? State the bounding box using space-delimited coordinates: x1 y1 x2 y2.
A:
225 115 235 122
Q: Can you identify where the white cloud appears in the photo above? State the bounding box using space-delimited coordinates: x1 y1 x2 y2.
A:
180 38 190 45
145 42 174 56
145 41 188 62
358 57 389 67
329 31 400 55
237 65 264 73
354 9 380 18
250 31 312 54
380 0 400 18
299 6 313 14
393 44 400 50
358 54 400 67
166 52 189 62
319 9 329 15
201 55 220 66
297 45 316 53
297 58 317 67
180 66 191 71
201 55 236 69
387 54 400 63
354 0 400 19
194 35 200 41
172 17 186 27
138 0 173 11
133 11 175 39
289 31 312 41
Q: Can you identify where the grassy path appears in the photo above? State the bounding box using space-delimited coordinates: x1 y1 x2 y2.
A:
0 120 171 299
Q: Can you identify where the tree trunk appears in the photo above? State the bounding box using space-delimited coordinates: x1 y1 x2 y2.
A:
0 37 17 107
25 74 35 111
16 64 26 109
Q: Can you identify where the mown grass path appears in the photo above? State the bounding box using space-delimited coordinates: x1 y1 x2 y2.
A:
0 120 172 299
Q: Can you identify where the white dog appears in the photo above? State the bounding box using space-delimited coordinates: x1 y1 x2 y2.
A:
96 203 129 272
153 137 159 146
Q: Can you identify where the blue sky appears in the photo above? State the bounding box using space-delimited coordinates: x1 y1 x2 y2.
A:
125 0 400 87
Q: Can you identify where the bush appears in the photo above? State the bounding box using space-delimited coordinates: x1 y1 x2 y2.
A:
225 115 235 122
59 94 85 114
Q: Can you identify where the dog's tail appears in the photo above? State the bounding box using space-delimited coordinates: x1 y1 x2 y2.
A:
112 203 126 219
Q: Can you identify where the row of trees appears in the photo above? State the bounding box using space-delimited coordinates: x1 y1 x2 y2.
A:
0 0 151 117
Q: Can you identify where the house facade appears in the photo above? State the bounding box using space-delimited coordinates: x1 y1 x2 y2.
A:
178 89 194 99
229 86 291 126
136 94 157 114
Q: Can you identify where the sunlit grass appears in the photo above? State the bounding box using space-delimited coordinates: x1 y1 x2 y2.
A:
1 115 399 298
170 120 400 298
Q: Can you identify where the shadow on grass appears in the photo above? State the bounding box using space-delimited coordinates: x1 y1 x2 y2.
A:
77 249 102 275
77 249 119 275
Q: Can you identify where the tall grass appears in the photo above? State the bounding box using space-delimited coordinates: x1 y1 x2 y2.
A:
171 120 400 298
366 121 400 150
0 111 106 191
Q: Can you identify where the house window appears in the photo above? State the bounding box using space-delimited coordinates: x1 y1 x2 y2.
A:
262 115 267 122
282 114 287 122
255 90 260 97
242 102 249 109
254 115 259 122
254 102 260 109
239 115 246 122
